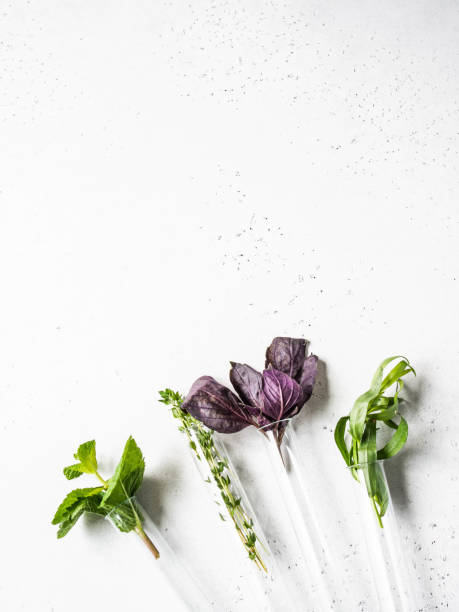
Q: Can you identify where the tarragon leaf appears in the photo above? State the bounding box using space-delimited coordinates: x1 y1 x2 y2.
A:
334 416 350 465
349 356 405 442
377 416 408 460
335 355 415 527
359 419 389 520
374 464 389 517
380 360 415 393
360 419 377 493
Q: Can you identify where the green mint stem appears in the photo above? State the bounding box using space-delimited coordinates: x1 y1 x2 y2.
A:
135 524 160 559
95 471 108 486
95 469 161 557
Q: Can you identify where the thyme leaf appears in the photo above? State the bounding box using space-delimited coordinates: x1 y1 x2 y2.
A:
159 388 267 571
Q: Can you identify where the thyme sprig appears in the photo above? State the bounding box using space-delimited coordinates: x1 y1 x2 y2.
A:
159 389 267 571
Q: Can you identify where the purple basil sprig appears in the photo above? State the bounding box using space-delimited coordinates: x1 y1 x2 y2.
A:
182 337 318 449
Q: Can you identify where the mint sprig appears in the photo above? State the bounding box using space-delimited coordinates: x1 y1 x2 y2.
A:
334 356 416 527
52 437 159 558
63 440 100 480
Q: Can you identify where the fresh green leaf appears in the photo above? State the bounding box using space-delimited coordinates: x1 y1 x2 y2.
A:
100 437 145 509
52 487 104 525
359 419 390 524
349 356 404 442
368 396 395 414
349 387 381 443
161 388 267 571
372 406 398 422
56 493 106 538
372 463 389 519
380 360 415 393
54 437 158 553
334 416 350 465
63 440 98 480
335 355 415 527
360 419 377 465
57 503 86 538
107 498 143 533
76 440 98 473
360 419 377 495
63 464 85 480
377 416 408 460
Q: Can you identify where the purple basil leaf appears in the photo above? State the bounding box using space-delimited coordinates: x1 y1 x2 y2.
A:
282 403 301 420
298 354 318 406
229 362 263 408
182 376 252 433
265 337 307 380
243 403 272 431
261 369 301 421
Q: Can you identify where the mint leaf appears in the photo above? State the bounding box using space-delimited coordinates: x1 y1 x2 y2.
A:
52 487 104 525
107 498 143 533
63 440 98 480
100 437 145 509
56 493 106 538
57 503 87 538
63 464 85 480
76 440 98 473
53 437 158 555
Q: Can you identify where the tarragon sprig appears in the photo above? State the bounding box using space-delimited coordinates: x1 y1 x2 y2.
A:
52 437 160 558
334 356 416 527
159 389 267 571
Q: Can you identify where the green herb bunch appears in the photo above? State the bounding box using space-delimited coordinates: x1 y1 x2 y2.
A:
334 356 416 527
159 389 267 571
52 436 160 558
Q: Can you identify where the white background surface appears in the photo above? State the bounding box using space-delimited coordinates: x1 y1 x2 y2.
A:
1 1 458 610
